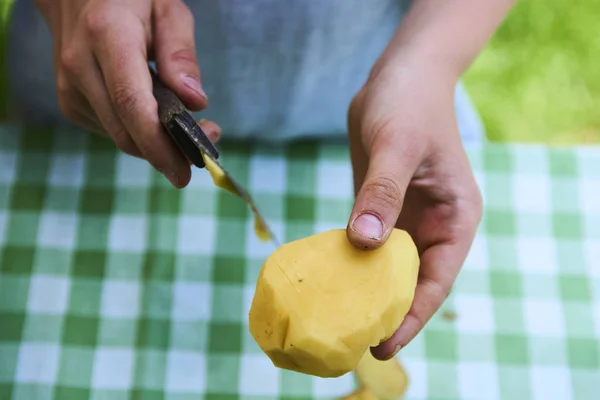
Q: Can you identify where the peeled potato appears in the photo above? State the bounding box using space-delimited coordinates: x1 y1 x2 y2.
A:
355 351 408 399
248 228 419 378
340 388 379 400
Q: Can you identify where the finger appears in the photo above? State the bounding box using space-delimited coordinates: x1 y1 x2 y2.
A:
370 183 481 360
59 44 143 158
153 0 207 111
62 105 103 135
91 18 191 188
56 73 100 131
370 242 463 360
346 132 426 249
198 119 222 143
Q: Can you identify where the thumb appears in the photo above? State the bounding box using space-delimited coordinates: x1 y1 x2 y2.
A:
346 136 423 249
153 0 207 111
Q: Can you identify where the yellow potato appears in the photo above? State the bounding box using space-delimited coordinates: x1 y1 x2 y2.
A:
355 351 408 399
339 388 379 400
248 228 419 378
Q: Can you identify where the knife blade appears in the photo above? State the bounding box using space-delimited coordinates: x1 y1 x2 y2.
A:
149 64 279 245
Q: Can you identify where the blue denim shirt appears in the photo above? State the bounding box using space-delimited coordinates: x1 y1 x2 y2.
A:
6 0 484 143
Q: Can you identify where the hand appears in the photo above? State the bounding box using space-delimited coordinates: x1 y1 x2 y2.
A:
345 56 483 359
34 0 221 187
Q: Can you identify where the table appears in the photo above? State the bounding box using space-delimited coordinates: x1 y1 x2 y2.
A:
0 124 598 400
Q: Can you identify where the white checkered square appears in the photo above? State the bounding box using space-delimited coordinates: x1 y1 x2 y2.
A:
48 154 85 187
16 343 59 384
37 212 78 249
166 350 206 392
458 362 500 400
517 237 557 272
316 161 352 199
464 235 488 270
583 239 600 278
239 354 280 396
108 215 148 251
0 152 17 184
27 275 70 314
100 280 141 318
186 164 218 190
249 156 287 193
531 366 572 400
177 216 216 254
171 281 212 321
92 348 134 389
579 177 600 214
524 298 565 337
0 211 6 243
513 174 551 214
454 294 495 334
402 357 428 399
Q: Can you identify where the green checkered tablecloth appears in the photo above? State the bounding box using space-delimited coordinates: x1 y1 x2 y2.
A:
0 124 599 400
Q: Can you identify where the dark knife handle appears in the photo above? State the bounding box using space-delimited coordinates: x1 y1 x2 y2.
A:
148 65 219 168
149 66 186 125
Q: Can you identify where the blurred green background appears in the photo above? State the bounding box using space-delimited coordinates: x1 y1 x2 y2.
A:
1 0 599 144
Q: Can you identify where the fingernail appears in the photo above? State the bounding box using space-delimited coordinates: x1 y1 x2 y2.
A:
182 76 207 99
351 213 383 240
390 344 402 358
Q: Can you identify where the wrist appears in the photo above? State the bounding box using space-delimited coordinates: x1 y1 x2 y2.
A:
370 30 471 88
367 44 460 94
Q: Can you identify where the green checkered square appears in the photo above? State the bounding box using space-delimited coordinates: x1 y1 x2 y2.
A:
0 275 29 312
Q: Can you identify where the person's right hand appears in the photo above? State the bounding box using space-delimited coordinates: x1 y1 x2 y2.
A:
34 0 221 188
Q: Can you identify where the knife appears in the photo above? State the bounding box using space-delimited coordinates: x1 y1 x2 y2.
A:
149 65 279 246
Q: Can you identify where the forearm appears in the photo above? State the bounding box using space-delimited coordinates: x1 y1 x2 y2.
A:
375 0 517 80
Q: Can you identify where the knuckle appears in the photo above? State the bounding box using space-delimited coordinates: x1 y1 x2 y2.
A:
169 48 198 67
60 47 80 74
84 7 111 38
155 0 192 22
369 116 396 146
370 119 426 162
422 278 453 308
364 175 404 210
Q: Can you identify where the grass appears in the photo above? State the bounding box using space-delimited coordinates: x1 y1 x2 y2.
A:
463 0 600 144
1 0 599 144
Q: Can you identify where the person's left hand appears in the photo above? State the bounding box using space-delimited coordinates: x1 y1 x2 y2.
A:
345 55 483 359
